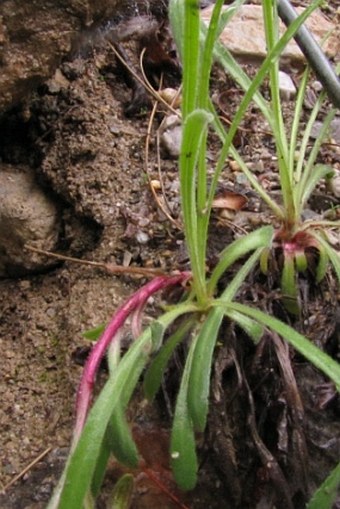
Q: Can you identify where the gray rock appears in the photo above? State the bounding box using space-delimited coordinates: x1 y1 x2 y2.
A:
201 5 339 65
0 165 60 276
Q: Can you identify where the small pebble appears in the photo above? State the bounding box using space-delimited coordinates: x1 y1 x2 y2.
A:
312 80 323 93
160 114 183 158
150 179 161 190
160 126 182 158
46 307 56 318
278 71 296 101
229 160 240 171
136 231 149 244
247 160 265 173
159 88 181 108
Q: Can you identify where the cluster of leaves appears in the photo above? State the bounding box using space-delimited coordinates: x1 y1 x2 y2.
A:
48 0 340 508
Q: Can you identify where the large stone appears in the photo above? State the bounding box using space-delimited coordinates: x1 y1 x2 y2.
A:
0 0 125 112
201 4 339 64
0 165 60 277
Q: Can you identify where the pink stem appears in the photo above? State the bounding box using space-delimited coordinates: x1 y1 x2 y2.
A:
74 272 190 440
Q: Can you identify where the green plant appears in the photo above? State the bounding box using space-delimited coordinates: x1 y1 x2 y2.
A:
199 0 340 313
48 1 340 507
306 461 340 509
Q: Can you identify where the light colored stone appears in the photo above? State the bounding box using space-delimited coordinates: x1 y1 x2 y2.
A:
160 114 182 158
201 4 339 64
158 88 181 108
229 160 241 171
0 165 60 276
278 71 296 101
312 80 323 93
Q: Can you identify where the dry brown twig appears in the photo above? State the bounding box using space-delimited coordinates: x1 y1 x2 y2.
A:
108 41 179 116
140 52 182 230
1 447 52 494
25 245 170 278
145 94 182 228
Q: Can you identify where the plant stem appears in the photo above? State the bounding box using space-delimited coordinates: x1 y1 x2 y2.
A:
74 272 190 441
263 0 295 225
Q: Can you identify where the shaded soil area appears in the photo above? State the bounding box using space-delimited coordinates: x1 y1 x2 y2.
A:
0 3 339 509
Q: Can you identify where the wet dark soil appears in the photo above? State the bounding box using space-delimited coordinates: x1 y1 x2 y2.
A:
0 3 339 509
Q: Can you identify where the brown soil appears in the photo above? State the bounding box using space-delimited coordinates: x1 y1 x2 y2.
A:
0 4 339 509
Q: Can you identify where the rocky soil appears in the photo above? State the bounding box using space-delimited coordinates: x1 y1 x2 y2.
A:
0 1 339 508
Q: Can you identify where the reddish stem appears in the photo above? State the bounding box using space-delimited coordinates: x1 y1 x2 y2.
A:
74 273 190 440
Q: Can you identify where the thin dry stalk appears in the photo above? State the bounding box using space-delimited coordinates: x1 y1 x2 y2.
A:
108 42 178 115
144 97 182 229
25 245 168 278
1 447 52 494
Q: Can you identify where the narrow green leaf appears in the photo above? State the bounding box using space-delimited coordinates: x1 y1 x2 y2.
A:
220 248 265 302
224 303 340 390
300 164 335 210
170 0 201 116
302 108 336 189
295 105 336 216
109 405 139 468
180 108 213 304
170 336 199 490
294 90 325 184
170 406 197 491
206 29 270 121
295 250 308 273
168 0 185 59
144 318 195 401
52 305 194 509
225 309 264 344
312 232 340 283
260 247 270 275
187 307 224 432
188 248 266 431
90 433 111 498
208 226 273 294
58 350 147 509
315 243 329 283
281 252 299 315
107 332 122 376
108 474 134 509
230 147 285 219
150 320 166 351
182 0 200 116
289 65 310 179
199 0 225 107
263 0 289 174
207 103 284 220
307 462 340 509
